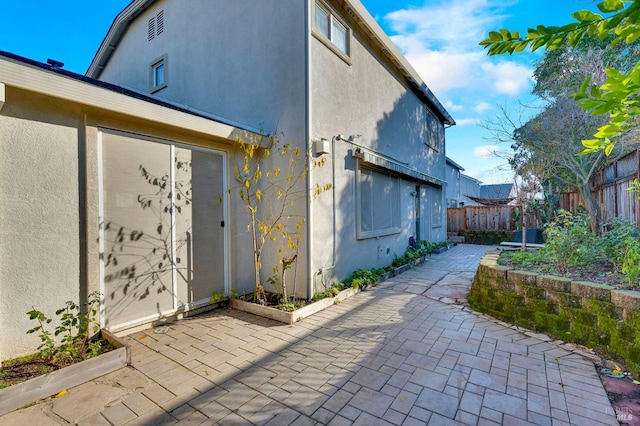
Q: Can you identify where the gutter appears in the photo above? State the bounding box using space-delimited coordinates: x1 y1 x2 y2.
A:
305 0 314 301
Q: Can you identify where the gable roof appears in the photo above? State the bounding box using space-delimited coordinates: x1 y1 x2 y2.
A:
464 183 514 206
86 0 455 126
480 183 514 200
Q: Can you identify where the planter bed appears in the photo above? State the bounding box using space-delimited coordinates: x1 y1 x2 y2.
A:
230 287 360 324
0 330 130 416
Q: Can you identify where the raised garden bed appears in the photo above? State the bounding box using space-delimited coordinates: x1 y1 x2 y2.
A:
0 330 130 416
230 287 360 324
469 251 640 376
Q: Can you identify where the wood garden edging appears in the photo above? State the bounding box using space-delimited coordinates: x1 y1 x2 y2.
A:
0 330 130 416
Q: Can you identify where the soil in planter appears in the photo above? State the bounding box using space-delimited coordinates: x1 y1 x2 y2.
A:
239 292 309 311
0 338 115 389
497 251 635 290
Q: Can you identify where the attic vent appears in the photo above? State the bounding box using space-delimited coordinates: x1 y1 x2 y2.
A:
157 10 164 35
148 17 155 41
147 11 164 41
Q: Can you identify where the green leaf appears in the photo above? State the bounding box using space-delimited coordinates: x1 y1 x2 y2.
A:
604 141 615 156
626 30 640 44
488 31 503 41
572 10 603 22
597 0 625 13
526 28 539 39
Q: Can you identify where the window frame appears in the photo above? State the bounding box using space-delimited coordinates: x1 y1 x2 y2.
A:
424 107 444 153
312 1 351 63
150 54 168 93
356 163 401 239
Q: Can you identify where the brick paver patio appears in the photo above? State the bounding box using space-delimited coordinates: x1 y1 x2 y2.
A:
0 245 618 425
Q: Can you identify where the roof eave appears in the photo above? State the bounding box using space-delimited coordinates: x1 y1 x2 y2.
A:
342 0 455 126
86 0 156 78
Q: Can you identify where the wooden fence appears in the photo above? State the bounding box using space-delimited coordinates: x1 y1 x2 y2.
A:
447 206 541 232
559 150 639 227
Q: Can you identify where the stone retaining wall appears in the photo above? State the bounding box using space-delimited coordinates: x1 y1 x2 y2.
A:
469 251 640 376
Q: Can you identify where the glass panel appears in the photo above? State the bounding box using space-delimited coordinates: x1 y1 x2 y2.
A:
331 18 348 54
315 3 330 38
101 133 174 328
360 168 372 232
373 173 394 230
174 148 225 305
154 63 165 87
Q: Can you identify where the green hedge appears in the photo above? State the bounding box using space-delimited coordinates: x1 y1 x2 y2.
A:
459 229 512 245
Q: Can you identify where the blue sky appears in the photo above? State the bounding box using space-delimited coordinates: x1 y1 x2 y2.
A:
0 0 597 183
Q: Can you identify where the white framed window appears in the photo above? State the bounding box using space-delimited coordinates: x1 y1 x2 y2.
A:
150 55 168 93
313 2 350 57
357 165 401 239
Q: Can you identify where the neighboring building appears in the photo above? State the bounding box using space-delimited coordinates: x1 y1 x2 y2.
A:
470 183 516 206
1 0 455 357
445 157 463 207
460 174 483 206
445 157 513 207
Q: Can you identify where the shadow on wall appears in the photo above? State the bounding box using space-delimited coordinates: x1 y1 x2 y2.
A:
326 90 446 288
101 140 225 329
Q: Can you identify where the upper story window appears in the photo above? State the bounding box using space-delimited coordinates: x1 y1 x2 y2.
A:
314 2 350 57
150 54 168 93
424 108 444 152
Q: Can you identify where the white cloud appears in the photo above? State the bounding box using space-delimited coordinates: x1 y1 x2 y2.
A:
383 0 532 99
481 61 534 96
454 118 481 126
474 102 492 113
444 100 464 112
474 145 501 158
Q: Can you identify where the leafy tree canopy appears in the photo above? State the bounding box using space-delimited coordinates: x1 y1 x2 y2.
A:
480 0 640 156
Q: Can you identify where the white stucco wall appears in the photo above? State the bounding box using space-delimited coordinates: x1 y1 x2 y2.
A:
97 0 312 297
445 162 461 207
97 0 307 142
0 89 82 360
95 0 450 297
308 0 448 287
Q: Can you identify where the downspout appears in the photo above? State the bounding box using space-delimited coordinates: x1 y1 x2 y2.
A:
305 0 314 301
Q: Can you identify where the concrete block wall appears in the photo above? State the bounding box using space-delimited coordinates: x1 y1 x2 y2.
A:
469 252 640 376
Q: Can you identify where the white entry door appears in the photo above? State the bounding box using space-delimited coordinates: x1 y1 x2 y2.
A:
99 130 226 330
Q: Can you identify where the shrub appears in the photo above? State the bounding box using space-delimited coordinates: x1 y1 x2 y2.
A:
459 229 512 245
509 249 546 267
622 238 640 287
601 218 640 273
543 210 597 273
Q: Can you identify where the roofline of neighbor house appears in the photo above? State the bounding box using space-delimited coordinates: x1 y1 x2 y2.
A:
0 50 260 141
460 173 482 185
446 157 465 171
85 0 455 126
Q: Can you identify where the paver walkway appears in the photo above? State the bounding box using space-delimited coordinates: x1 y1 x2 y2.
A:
1 245 619 425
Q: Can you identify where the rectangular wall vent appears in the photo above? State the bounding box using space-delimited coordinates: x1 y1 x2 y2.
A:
157 10 164 35
148 17 155 41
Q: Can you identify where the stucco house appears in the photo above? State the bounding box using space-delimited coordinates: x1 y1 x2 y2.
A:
445 158 481 207
1 0 453 359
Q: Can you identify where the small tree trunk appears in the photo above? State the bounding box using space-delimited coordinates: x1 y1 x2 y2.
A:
280 255 297 303
577 183 602 235
521 202 527 251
